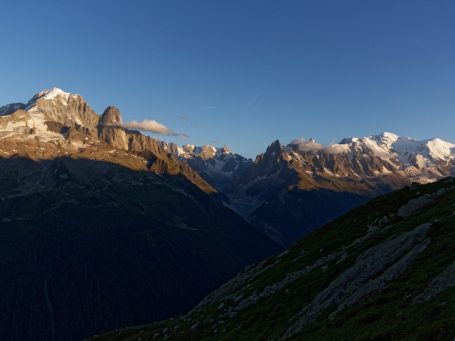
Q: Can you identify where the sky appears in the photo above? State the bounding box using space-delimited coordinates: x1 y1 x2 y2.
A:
0 0 454 158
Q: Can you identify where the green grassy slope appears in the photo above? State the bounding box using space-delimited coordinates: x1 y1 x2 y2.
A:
91 178 455 341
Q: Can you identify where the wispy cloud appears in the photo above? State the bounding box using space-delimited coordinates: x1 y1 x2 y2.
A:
197 106 218 111
112 119 188 139
178 114 191 121
247 93 262 106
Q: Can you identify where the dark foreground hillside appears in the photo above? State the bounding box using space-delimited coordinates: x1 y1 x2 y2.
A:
92 178 455 340
0 157 279 341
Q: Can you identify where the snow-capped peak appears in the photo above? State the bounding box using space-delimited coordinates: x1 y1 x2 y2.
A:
373 132 400 148
425 138 455 161
175 144 236 160
339 136 359 144
39 87 71 100
285 131 455 183
0 87 99 142
32 87 74 103
376 131 399 141
26 88 79 110
337 132 454 161
179 144 217 159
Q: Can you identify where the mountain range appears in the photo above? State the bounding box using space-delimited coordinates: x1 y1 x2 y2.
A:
164 126 455 246
0 88 278 341
1 88 454 340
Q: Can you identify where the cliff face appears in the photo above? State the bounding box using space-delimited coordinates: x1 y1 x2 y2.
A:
97 106 128 149
0 88 215 193
28 88 100 129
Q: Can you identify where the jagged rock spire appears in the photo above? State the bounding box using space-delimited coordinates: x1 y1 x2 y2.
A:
100 106 122 126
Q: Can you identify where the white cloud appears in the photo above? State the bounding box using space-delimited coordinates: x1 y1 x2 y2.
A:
290 138 324 152
324 144 349 154
111 119 188 138
117 119 170 134
289 138 348 154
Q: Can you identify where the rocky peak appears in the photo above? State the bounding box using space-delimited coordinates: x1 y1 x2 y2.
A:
97 106 128 150
199 145 218 158
178 144 218 159
260 140 287 163
267 140 282 153
100 106 122 126
220 144 231 155
339 136 358 144
27 87 73 106
239 140 292 184
23 87 100 130
181 144 196 154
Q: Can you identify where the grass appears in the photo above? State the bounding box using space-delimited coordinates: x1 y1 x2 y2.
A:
92 179 455 341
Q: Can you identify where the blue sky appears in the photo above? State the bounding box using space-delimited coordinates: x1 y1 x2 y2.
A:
0 0 454 158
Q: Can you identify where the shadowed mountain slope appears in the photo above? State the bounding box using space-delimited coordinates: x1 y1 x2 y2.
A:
0 88 280 341
0 156 279 341
91 177 455 341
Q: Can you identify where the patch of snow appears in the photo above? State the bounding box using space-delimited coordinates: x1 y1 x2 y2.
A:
38 87 71 102
425 138 455 161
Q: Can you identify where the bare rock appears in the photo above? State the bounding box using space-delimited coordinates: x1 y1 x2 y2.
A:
397 189 447 218
283 223 432 339
414 261 455 303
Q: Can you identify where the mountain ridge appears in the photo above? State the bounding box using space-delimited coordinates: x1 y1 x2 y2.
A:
0 87 215 193
219 134 454 245
2 87 454 246
2 88 453 189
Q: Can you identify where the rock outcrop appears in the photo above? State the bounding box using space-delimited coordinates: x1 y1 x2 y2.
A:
397 188 448 217
414 261 455 303
98 106 129 150
284 223 432 338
